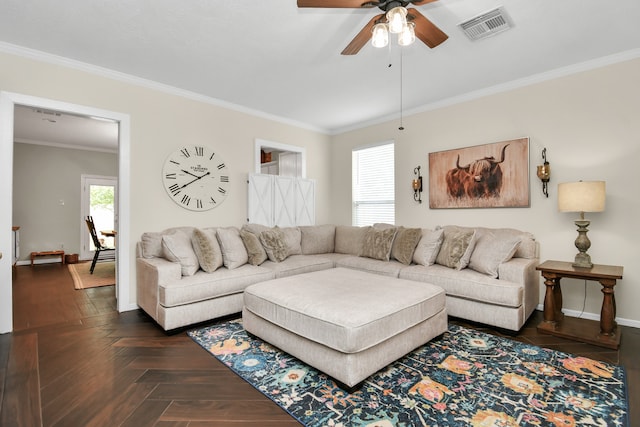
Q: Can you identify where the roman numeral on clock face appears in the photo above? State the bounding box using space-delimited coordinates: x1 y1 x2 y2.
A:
165 173 176 179
195 146 204 156
220 176 229 182
196 199 203 209
217 163 226 170
218 187 226 194
169 184 181 195
180 148 190 158
181 194 191 206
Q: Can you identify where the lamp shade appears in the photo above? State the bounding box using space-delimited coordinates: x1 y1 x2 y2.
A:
558 181 606 213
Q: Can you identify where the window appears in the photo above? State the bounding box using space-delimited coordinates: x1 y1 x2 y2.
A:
352 142 395 226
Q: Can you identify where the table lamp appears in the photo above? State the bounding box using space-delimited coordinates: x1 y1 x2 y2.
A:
558 181 606 268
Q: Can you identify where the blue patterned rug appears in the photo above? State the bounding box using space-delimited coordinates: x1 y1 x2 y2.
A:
188 318 628 427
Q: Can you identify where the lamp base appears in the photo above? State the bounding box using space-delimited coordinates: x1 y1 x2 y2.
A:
572 252 593 269
572 219 593 269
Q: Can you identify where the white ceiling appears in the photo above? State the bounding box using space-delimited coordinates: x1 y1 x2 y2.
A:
2 0 640 149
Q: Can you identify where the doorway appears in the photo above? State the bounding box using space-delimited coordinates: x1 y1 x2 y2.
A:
81 175 118 261
0 91 132 333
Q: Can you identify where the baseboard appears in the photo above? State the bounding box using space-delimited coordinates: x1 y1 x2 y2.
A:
535 305 640 329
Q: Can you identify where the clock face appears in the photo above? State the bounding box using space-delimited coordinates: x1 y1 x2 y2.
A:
162 145 229 211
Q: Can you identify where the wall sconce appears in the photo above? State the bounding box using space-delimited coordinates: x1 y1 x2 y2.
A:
412 166 423 203
536 148 551 197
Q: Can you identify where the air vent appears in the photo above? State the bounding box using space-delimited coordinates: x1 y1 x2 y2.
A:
459 6 512 41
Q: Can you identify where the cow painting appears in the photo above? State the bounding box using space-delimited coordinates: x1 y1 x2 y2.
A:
445 144 509 199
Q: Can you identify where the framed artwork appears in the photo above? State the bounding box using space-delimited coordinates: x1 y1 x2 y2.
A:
428 137 530 209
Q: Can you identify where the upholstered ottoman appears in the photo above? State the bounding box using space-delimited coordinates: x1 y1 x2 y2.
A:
242 267 447 388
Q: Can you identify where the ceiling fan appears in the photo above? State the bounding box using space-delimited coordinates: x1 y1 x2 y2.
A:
297 0 448 55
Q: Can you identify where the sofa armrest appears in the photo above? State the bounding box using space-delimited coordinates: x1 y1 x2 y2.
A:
498 257 540 317
136 257 182 322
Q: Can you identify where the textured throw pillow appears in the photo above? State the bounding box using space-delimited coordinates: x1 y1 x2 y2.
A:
469 232 521 278
281 227 302 255
259 228 289 262
300 225 335 254
391 227 423 265
240 229 268 266
435 229 476 269
161 230 200 276
191 228 223 273
361 227 398 261
412 228 444 266
215 227 248 269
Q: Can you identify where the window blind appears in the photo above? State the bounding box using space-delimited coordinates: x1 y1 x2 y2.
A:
352 142 395 226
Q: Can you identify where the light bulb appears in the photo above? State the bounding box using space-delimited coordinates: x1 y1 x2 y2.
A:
371 22 389 48
398 22 416 46
386 6 407 34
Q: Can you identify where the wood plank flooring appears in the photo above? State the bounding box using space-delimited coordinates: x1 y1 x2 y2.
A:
1 262 638 426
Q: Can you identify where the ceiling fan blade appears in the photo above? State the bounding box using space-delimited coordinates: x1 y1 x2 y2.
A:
410 0 439 5
406 8 448 48
297 0 376 8
341 13 384 55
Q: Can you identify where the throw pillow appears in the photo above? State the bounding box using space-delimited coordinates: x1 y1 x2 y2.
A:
259 227 289 262
335 226 370 255
391 227 423 265
469 232 521 278
240 229 268 266
361 227 398 261
281 227 302 255
141 231 164 258
412 228 444 266
161 230 200 276
215 227 249 269
435 229 476 269
191 228 223 273
300 224 335 254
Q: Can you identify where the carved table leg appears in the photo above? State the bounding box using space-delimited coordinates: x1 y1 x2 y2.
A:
599 278 617 335
542 274 561 325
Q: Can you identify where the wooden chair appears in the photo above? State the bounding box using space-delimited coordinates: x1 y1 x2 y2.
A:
85 216 115 274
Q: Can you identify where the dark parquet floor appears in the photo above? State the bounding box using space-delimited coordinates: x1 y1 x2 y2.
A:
1 262 638 426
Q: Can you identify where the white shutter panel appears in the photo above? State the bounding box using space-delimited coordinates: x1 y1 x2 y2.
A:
273 176 296 227
247 174 274 226
295 178 316 226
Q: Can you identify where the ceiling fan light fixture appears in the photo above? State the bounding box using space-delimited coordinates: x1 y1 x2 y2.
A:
397 21 415 46
386 6 407 34
371 22 389 48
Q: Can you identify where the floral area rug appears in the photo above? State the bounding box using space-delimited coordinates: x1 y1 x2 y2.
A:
188 319 628 427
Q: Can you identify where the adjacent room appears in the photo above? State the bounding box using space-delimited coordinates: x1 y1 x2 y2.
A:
1 0 638 426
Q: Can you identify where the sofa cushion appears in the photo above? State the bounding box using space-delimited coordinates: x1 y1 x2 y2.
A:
244 268 446 354
469 230 521 278
191 228 223 273
260 254 333 278
413 228 444 266
435 228 476 269
391 227 422 265
399 264 523 308
162 230 200 276
361 227 397 261
336 256 405 278
335 226 370 255
259 227 289 262
141 231 164 258
300 224 336 254
159 264 274 307
216 227 249 270
281 227 302 255
240 229 268 266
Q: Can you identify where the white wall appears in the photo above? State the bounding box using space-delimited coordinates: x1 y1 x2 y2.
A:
0 50 332 329
330 57 640 326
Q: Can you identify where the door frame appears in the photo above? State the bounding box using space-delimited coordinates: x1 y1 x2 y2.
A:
81 175 118 261
0 91 133 333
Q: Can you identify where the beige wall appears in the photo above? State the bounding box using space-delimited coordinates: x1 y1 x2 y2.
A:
1 51 332 314
330 57 640 325
12 143 118 259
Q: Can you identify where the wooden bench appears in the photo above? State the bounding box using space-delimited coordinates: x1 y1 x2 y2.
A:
30 250 65 266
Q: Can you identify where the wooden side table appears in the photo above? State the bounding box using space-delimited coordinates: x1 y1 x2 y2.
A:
536 260 623 349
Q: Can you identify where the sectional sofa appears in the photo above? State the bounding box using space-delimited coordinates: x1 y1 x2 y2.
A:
136 223 539 333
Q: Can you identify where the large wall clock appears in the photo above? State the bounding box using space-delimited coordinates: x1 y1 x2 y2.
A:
162 145 229 211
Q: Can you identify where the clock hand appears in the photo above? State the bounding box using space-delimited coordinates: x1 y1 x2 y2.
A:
181 169 200 178
180 171 211 189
